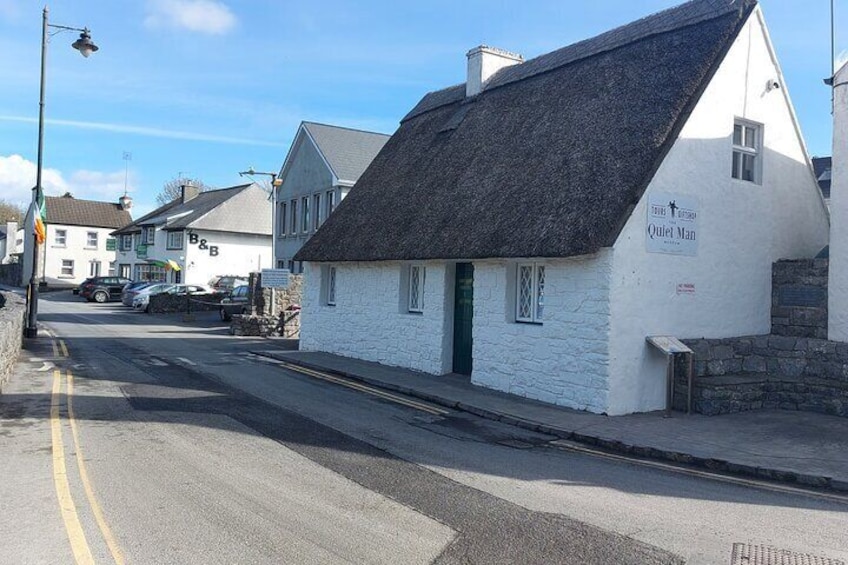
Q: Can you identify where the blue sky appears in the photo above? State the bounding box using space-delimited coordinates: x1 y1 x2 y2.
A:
0 0 844 219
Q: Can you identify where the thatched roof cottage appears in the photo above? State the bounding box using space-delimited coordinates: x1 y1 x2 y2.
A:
295 0 829 415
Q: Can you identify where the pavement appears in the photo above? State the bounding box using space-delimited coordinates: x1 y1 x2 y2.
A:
250 348 848 494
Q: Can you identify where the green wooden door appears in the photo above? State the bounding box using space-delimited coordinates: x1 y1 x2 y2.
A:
453 263 474 375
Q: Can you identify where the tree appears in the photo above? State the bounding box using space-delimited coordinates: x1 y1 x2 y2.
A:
155 177 209 207
0 199 26 224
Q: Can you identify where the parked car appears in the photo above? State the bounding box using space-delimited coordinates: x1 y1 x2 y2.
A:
73 277 93 295
219 284 250 321
79 277 133 303
121 281 157 306
126 283 175 311
209 275 248 294
132 284 209 312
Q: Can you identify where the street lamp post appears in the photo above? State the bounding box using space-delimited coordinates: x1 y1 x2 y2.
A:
24 7 98 339
239 168 283 315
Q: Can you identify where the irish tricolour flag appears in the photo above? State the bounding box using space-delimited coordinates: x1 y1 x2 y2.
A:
31 186 46 244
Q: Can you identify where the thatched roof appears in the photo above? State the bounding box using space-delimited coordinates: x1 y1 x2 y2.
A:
296 0 756 262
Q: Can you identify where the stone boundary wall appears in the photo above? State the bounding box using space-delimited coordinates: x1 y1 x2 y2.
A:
147 293 221 314
245 273 302 337
678 335 848 417
0 263 22 287
771 259 828 339
0 291 25 392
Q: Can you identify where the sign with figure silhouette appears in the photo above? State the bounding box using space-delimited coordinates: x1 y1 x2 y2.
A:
646 193 698 256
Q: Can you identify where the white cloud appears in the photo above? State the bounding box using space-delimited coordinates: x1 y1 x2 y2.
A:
0 154 134 209
144 0 237 35
0 115 284 147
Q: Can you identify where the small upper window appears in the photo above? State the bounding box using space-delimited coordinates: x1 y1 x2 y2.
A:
408 265 425 313
167 231 183 250
144 227 155 245
55 229 67 247
301 196 310 233
732 120 761 183
290 200 298 235
516 263 545 323
120 235 132 251
86 232 98 249
278 202 287 237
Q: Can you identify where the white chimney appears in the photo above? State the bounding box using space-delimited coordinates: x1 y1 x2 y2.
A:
466 45 523 98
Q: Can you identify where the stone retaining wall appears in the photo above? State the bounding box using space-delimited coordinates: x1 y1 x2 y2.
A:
147 293 221 314
771 259 828 339
244 273 302 337
0 291 25 392
677 335 848 417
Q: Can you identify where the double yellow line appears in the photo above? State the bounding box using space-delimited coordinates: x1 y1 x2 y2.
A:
277 360 449 416
51 340 124 565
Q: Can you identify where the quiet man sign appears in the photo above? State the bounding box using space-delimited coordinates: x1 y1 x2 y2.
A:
646 193 698 256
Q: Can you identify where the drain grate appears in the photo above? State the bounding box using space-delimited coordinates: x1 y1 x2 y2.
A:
731 543 845 565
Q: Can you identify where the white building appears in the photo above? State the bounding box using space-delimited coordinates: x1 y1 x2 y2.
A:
22 194 133 286
827 62 848 340
0 221 23 264
112 183 271 285
275 122 389 273
294 0 829 415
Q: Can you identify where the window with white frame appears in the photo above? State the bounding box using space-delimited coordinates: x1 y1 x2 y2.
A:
313 193 321 229
326 190 336 216
86 231 98 248
301 196 310 233
327 266 337 305
108 261 116 276
731 120 761 183
89 260 101 277
120 234 132 251
408 265 425 313
143 226 155 245
278 202 286 237
54 229 67 247
166 230 183 250
60 259 74 277
516 263 545 323
290 200 298 234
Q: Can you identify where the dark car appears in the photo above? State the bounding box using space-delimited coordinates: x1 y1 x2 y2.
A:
219 285 250 321
79 277 133 303
209 275 248 295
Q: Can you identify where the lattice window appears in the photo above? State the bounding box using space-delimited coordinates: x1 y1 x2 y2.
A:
327 266 336 305
408 265 425 313
516 263 544 323
732 120 761 183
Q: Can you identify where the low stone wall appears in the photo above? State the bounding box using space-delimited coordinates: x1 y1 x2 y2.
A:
677 335 848 417
0 291 25 392
229 310 301 338
147 292 221 314
0 263 22 287
771 259 828 339
244 273 302 337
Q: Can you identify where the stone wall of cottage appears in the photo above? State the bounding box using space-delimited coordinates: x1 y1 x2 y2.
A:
300 262 451 374
472 256 612 413
0 263 22 287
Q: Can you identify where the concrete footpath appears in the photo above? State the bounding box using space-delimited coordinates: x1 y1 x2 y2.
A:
252 348 848 493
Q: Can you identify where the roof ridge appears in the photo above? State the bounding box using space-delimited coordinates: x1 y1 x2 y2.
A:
303 121 391 138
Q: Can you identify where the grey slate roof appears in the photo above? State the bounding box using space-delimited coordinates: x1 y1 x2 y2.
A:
45 195 132 229
812 157 832 199
296 0 756 263
301 122 390 183
113 184 271 236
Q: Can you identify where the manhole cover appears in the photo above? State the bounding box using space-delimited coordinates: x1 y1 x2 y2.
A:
731 543 845 565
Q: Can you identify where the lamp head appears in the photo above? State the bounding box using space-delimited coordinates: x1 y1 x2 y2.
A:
72 29 98 58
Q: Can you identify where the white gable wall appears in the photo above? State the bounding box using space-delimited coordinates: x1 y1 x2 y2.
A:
827 63 848 341
299 261 453 374
606 10 829 414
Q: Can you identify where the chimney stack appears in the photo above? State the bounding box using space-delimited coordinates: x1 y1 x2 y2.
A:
119 194 133 210
181 182 200 203
466 45 523 98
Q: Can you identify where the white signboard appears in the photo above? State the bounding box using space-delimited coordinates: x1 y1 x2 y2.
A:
646 193 698 256
261 268 290 289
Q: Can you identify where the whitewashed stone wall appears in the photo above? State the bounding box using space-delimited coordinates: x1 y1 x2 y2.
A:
299 261 452 374
471 254 612 413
